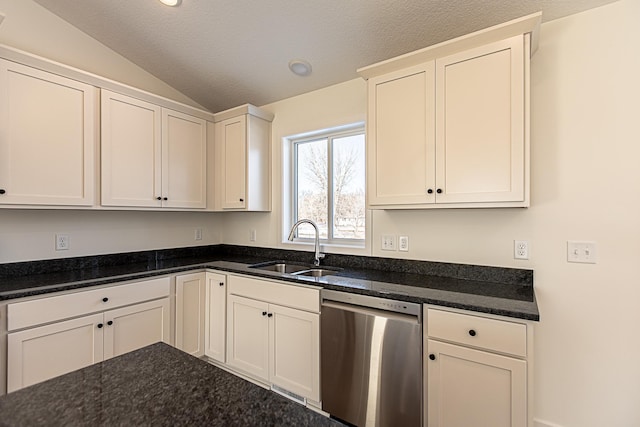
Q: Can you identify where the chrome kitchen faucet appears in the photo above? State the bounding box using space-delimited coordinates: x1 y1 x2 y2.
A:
287 219 325 267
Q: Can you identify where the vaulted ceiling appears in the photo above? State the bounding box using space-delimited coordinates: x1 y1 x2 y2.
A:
34 0 618 112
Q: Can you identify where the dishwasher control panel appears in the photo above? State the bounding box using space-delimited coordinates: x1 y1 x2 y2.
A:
321 289 421 317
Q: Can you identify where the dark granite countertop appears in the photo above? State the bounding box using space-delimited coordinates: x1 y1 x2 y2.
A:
0 244 539 320
0 342 342 427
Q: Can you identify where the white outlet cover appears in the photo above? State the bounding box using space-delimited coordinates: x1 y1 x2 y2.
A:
55 234 69 251
514 240 529 260
398 236 409 252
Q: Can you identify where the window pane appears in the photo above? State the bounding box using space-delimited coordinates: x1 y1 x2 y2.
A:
296 139 328 239
332 134 365 240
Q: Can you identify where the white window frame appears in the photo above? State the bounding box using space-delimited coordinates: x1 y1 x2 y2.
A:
282 122 370 253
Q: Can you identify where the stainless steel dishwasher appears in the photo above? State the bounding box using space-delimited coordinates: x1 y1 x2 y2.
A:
320 289 422 427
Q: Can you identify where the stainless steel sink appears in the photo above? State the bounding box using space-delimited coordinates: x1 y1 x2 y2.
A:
248 261 312 274
292 269 338 277
248 261 340 277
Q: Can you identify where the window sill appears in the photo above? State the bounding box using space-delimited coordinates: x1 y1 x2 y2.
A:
280 239 371 257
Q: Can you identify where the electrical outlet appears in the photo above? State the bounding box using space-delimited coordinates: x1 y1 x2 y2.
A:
567 241 597 264
398 236 409 252
381 235 397 251
514 240 529 260
250 229 257 242
56 234 69 251
194 228 203 241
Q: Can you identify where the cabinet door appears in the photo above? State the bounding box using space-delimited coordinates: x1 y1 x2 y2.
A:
205 272 227 363
103 298 169 359
226 295 269 381
175 272 206 357
101 90 162 207
0 59 96 206
217 115 247 209
427 339 527 427
162 108 207 209
367 63 436 207
7 313 104 392
435 35 525 204
269 304 320 401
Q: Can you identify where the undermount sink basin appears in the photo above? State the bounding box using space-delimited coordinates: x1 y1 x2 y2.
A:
291 269 338 278
248 261 312 274
248 261 340 277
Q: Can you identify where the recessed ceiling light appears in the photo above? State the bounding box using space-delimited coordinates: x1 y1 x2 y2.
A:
289 59 312 77
159 0 181 6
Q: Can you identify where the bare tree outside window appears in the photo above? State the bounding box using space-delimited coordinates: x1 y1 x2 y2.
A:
293 128 365 242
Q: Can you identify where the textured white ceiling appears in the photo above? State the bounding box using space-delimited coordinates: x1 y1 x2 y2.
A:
33 0 617 113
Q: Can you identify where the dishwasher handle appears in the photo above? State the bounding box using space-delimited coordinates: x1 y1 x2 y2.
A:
322 300 421 325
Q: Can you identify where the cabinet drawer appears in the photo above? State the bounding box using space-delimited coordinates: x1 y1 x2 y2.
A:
228 275 319 313
427 308 527 357
8 276 171 331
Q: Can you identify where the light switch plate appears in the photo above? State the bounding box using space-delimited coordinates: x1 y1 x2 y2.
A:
381 235 396 251
567 241 597 264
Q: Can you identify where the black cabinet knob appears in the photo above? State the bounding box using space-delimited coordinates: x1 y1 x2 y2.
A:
102 297 109 302
436 188 443 194
156 196 162 200
0 189 5 195
107 321 113 326
427 189 433 194
97 323 104 329
262 311 267 316
219 282 224 287
239 198 244 202
469 329 477 337
163 197 168 201
429 354 436 361
267 313 273 318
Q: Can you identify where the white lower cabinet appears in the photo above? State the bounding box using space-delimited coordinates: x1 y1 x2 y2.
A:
226 294 270 379
7 277 170 393
268 303 319 400
204 271 227 363
226 275 320 402
425 306 532 427
175 272 206 357
7 313 104 392
103 298 169 360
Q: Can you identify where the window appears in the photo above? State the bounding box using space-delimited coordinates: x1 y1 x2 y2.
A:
289 125 366 244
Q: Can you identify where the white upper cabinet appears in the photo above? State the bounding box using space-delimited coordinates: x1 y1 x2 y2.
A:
435 36 525 205
161 108 207 209
101 90 162 207
213 104 273 211
367 63 436 206
101 90 207 209
0 59 97 206
360 14 540 209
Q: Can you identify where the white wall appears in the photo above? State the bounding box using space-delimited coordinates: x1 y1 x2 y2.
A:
0 0 221 263
0 210 221 263
221 1 640 426
0 0 202 108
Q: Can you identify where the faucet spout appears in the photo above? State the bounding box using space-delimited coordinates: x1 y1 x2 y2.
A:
288 219 325 267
